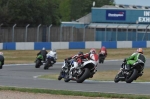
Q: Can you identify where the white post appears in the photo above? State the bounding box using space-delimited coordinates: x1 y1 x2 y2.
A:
48 24 52 42
37 24 41 42
12 24 17 42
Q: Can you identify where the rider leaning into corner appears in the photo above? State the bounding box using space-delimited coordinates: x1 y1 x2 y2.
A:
64 51 88 71
63 48 99 75
37 47 48 62
99 46 107 58
123 48 146 73
46 49 57 64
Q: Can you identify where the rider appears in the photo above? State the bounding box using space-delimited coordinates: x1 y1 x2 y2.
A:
99 46 107 57
37 47 48 62
65 49 98 72
123 48 146 71
88 48 99 62
0 52 4 69
65 51 87 71
46 49 57 64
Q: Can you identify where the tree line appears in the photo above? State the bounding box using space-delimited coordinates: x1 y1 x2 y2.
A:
0 0 114 26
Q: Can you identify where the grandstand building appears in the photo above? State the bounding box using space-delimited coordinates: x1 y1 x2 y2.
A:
61 5 150 41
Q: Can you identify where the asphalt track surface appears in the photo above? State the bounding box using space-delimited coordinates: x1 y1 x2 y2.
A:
0 60 150 95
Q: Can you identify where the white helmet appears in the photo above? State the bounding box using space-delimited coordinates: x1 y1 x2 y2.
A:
0 52 3 56
42 47 45 50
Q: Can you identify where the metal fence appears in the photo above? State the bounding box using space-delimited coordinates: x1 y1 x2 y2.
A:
0 24 150 42
0 24 95 42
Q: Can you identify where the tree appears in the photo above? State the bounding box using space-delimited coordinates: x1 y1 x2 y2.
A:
58 0 71 21
70 0 114 20
0 0 114 26
8 0 60 26
0 0 10 24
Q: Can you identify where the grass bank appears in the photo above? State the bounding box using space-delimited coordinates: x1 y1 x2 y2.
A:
0 86 150 99
2 48 150 64
39 68 150 82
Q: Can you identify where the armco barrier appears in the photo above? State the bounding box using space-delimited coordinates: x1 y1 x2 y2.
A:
0 41 149 50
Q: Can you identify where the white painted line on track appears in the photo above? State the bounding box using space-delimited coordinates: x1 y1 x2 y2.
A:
33 75 42 79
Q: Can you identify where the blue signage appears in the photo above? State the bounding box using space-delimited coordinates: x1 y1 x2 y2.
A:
106 10 126 20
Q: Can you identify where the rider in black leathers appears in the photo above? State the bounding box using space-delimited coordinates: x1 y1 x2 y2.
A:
37 47 48 62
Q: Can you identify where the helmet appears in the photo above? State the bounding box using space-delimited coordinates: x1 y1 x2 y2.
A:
42 47 45 50
78 51 83 55
90 48 96 54
137 48 143 54
0 52 3 56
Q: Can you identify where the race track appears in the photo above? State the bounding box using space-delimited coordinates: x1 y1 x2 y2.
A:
0 60 150 95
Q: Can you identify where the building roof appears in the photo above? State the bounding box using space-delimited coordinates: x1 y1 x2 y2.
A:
93 4 150 10
88 23 150 29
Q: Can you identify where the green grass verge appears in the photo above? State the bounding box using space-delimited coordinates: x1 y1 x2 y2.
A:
0 86 150 99
2 48 150 64
39 68 150 82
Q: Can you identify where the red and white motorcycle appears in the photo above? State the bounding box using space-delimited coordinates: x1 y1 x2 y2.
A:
64 53 99 83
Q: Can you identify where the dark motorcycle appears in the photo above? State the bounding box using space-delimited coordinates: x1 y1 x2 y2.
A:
0 61 3 69
114 59 144 83
58 59 73 82
44 56 55 70
99 53 105 63
60 59 97 83
35 54 43 68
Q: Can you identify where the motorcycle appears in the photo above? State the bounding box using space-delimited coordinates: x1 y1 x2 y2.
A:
58 59 73 81
35 54 43 68
114 59 145 83
44 56 55 70
99 53 105 63
59 58 98 83
0 61 3 69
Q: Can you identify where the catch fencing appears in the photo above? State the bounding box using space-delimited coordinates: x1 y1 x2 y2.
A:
0 24 149 42
0 24 95 42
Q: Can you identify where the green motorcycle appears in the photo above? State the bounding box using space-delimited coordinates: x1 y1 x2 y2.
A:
35 54 43 68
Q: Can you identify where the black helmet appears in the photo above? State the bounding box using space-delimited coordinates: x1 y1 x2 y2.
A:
78 51 83 55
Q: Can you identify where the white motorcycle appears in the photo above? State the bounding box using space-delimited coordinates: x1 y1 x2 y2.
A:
59 54 98 83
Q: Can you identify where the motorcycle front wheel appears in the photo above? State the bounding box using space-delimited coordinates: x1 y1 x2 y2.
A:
114 74 120 83
64 73 70 82
44 62 50 70
76 68 90 83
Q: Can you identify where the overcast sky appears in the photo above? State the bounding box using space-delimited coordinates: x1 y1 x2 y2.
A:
115 0 150 6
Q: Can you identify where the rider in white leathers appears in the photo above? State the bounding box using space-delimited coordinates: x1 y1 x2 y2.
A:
46 49 57 64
